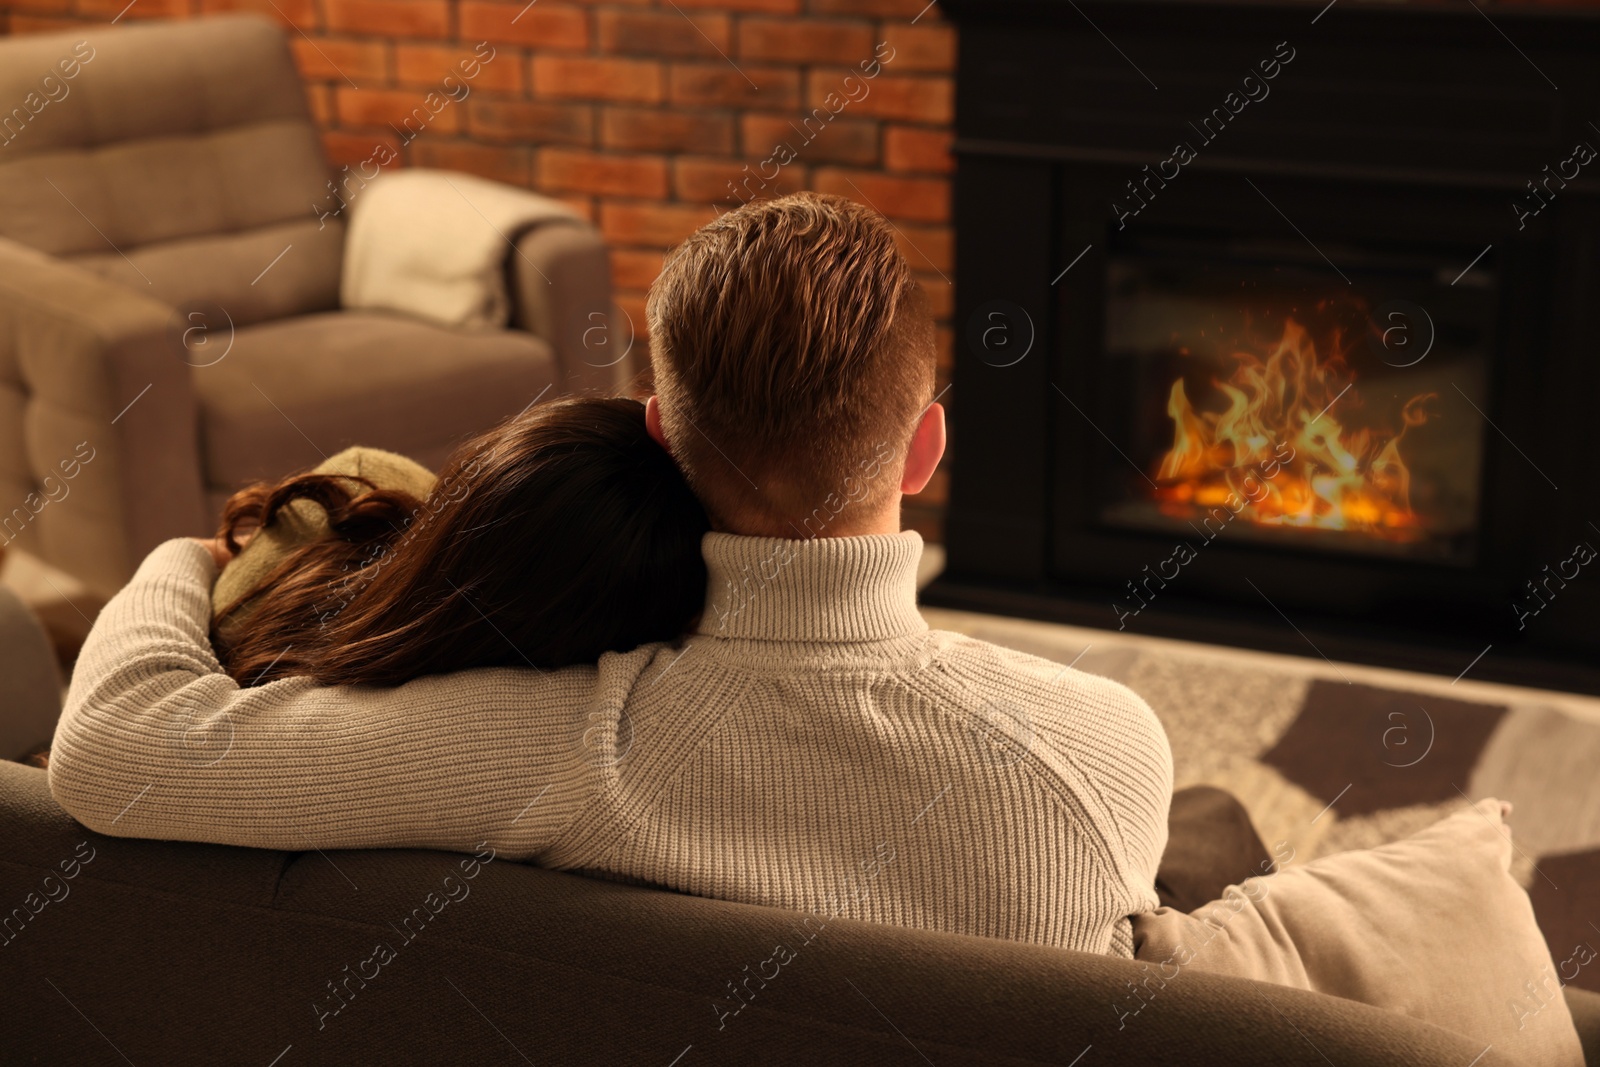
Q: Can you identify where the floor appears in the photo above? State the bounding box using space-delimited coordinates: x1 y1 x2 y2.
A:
917 549 1600 991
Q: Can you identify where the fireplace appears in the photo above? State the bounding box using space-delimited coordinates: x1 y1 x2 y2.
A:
1100 235 1492 566
931 0 1600 693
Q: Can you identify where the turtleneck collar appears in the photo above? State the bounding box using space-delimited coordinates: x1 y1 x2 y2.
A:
695 530 928 642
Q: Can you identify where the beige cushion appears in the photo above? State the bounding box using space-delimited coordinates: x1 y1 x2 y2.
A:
0 17 341 324
212 446 435 638
66 217 341 329
193 310 554 503
0 18 309 159
1132 800 1585 1066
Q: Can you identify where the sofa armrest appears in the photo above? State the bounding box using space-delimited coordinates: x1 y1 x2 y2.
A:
0 754 1537 1067
0 239 208 597
508 218 627 396
0 586 61 760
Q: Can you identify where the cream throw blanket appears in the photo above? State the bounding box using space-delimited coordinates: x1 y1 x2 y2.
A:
341 169 578 330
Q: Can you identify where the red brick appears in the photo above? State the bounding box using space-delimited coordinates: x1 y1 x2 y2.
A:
336 88 464 135
610 248 664 291
669 62 800 112
396 44 522 94
596 9 731 58
77 0 188 16
407 139 532 186
935 323 955 371
881 23 955 72
892 223 952 274
613 290 651 359
742 113 878 165
325 0 447 39
468 98 593 144
807 70 951 124
810 0 933 15
198 0 318 28
6 0 71 13
815 168 947 222
537 148 668 199
884 125 952 172
674 156 811 204
533 56 663 103
291 38 388 83
600 201 719 248
459 2 589 50
552 193 596 222
600 107 734 154
672 0 797 11
737 17 874 65
321 129 404 171
7 13 84 32
305 83 335 126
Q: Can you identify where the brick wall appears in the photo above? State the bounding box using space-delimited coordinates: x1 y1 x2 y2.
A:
1 0 955 540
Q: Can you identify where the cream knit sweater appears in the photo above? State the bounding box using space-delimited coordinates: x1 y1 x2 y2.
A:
49 531 1173 957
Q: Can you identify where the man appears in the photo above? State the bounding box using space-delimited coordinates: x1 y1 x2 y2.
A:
48 193 1173 958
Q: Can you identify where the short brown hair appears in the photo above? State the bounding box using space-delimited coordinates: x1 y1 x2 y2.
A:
647 192 935 534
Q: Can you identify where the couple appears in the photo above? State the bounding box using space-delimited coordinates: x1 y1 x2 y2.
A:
48 193 1174 959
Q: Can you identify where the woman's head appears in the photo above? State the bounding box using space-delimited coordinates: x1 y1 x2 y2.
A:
217 396 710 687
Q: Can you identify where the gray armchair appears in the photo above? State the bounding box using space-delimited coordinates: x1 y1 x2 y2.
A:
0 16 618 598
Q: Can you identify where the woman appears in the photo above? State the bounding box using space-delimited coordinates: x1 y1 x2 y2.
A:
213 395 710 688
33 396 708 723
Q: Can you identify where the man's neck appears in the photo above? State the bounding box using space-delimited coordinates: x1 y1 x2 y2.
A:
713 499 904 539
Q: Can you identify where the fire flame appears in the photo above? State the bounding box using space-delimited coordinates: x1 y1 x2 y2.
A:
1152 318 1436 541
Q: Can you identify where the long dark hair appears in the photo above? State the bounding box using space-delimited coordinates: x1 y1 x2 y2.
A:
214 396 709 687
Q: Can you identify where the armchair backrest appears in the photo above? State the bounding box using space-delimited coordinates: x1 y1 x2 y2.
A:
0 15 341 326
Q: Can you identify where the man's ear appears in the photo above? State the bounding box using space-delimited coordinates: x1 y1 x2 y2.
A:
645 395 672 454
900 402 946 495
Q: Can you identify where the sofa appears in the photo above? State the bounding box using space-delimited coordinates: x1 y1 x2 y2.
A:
3 585 1596 1065
0 16 616 599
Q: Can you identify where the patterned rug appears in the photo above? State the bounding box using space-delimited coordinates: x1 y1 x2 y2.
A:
924 610 1600 993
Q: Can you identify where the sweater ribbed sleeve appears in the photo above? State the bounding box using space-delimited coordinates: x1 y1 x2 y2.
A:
49 532 1174 958
48 539 605 857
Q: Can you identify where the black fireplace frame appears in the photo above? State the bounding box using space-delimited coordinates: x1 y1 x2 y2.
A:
929 0 1600 693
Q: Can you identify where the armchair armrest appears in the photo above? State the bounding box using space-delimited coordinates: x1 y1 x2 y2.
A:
343 169 621 394
0 238 207 598
508 216 626 396
0 585 61 759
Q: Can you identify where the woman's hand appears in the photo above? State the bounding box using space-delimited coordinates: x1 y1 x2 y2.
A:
193 523 257 569
191 536 234 570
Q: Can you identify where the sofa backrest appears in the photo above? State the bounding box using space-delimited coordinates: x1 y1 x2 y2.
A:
0 16 342 326
0 762 1526 1067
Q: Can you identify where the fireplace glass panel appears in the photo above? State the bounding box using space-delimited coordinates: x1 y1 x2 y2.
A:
1098 237 1493 564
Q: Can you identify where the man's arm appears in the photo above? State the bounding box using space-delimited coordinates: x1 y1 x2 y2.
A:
47 539 622 857
1077 678 1175 908
1011 654 1175 913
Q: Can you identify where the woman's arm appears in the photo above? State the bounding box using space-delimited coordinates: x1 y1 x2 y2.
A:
47 539 622 857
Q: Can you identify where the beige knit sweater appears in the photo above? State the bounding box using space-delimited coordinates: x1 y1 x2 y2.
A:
49 531 1173 956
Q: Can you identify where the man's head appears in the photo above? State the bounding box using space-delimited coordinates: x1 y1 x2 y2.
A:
645 192 944 538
